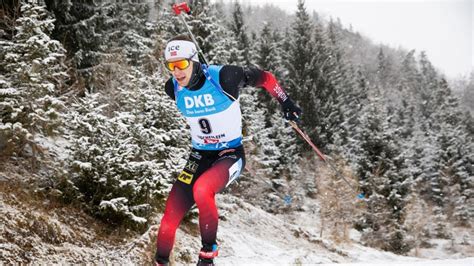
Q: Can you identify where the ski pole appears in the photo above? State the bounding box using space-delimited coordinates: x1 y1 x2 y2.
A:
172 2 209 65
288 120 365 199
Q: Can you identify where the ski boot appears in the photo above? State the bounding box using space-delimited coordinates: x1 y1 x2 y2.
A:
154 251 169 266
197 243 219 266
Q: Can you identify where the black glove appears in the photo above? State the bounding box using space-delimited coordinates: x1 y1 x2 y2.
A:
281 99 302 122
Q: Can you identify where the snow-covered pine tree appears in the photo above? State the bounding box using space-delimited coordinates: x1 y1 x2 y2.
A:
285 0 313 104
270 28 288 81
237 21 301 186
399 49 474 232
0 2 68 160
100 1 158 65
355 101 412 254
252 119 282 179
44 0 158 90
271 111 302 180
45 0 106 87
308 18 346 150
325 18 369 156
228 0 250 65
431 79 473 228
413 119 452 239
279 27 292 80
385 51 432 235
418 51 440 118
284 0 323 154
253 22 276 108
286 1 348 152
63 67 188 227
175 0 236 65
254 22 287 113
376 47 394 88
255 23 275 71
337 68 370 167
398 50 423 112
238 84 272 174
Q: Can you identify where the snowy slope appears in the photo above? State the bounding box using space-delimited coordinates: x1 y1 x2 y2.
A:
214 195 473 265
215 194 343 264
167 194 473 265
1 173 472 265
318 258 473 266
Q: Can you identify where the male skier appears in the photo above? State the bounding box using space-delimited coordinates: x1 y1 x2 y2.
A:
155 35 302 266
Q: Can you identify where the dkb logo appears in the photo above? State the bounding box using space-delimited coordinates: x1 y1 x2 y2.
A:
184 94 214 108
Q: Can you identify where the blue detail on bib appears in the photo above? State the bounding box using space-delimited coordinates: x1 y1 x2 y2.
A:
173 65 242 151
174 65 230 117
191 137 242 150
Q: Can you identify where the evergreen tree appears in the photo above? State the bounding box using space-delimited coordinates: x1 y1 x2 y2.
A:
375 46 396 91
418 51 440 118
255 23 273 70
252 121 282 179
309 16 346 150
285 1 349 152
102 1 158 65
44 0 157 89
253 23 275 107
271 111 302 179
279 27 292 83
327 18 345 65
0 2 68 159
45 0 107 87
338 68 370 165
176 0 237 65
286 0 321 150
355 102 412 254
254 23 286 112
432 79 473 227
286 0 313 102
398 50 426 115
62 68 188 226
228 0 250 65
325 19 366 154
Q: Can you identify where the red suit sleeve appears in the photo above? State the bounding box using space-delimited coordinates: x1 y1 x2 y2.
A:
257 71 290 104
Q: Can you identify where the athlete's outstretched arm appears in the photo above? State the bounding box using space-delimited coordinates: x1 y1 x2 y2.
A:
208 65 301 121
234 65 302 121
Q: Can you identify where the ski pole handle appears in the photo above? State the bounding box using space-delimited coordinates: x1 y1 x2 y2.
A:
171 1 209 65
172 2 191 15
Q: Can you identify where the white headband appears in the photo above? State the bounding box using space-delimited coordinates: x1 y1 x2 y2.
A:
164 40 199 62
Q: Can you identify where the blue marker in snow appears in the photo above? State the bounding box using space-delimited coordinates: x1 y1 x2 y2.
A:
284 195 292 205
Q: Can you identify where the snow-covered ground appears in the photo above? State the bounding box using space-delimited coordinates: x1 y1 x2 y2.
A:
168 194 473 265
1 171 472 265
318 258 473 266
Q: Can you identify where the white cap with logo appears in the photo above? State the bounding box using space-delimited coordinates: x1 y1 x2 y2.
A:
164 40 199 62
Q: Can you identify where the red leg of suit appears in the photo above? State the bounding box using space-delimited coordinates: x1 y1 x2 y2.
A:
155 157 241 262
155 183 194 261
193 158 236 245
